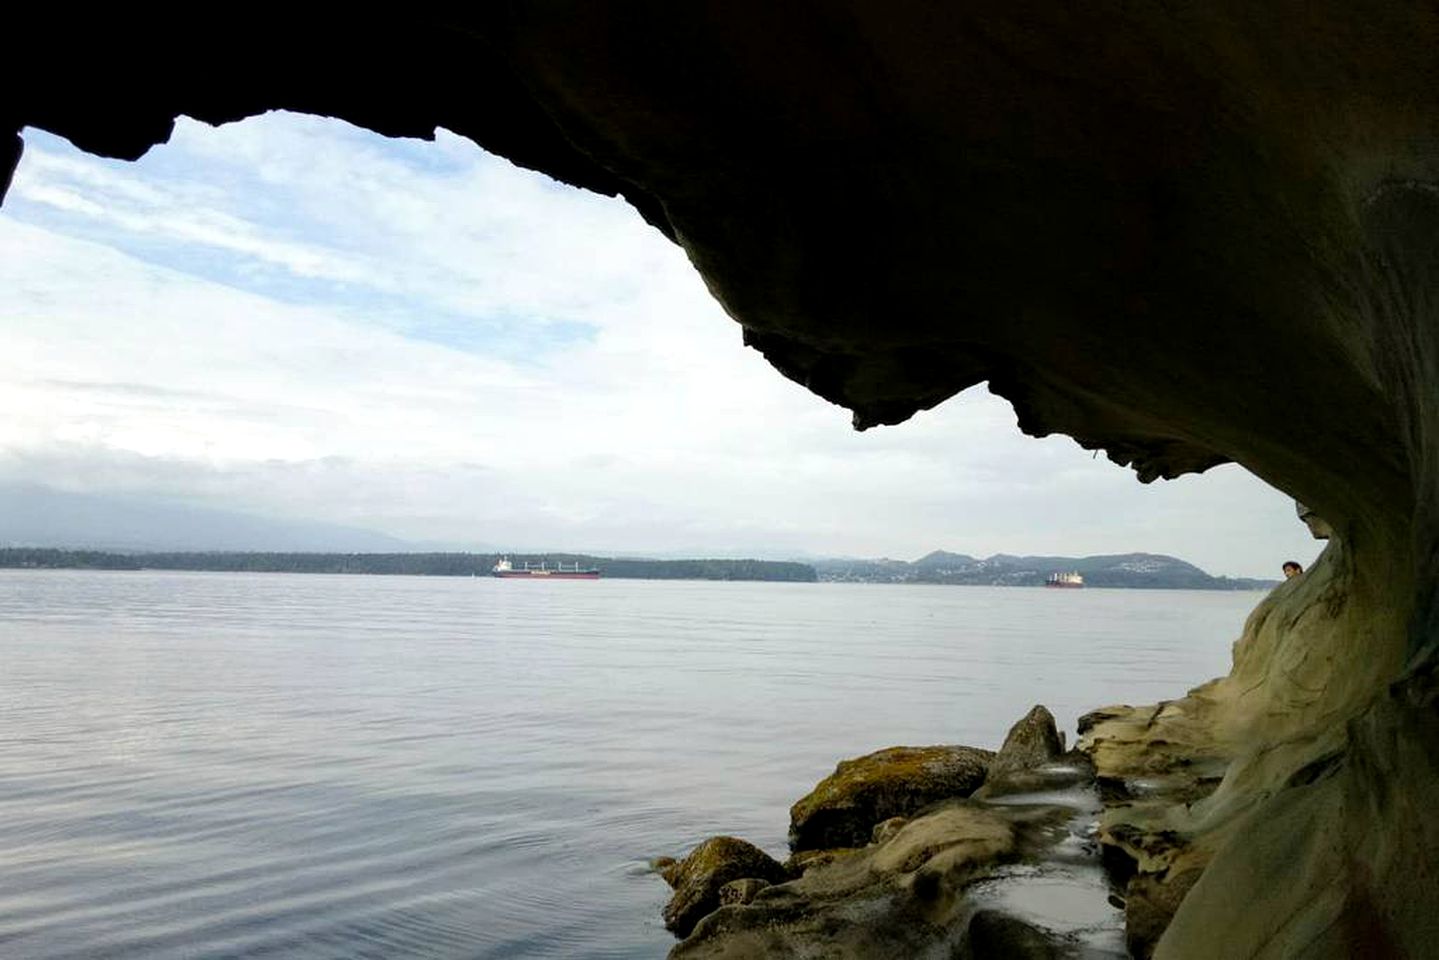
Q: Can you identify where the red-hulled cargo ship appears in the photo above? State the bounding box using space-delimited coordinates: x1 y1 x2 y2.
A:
492 557 600 579
1044 571 1084 588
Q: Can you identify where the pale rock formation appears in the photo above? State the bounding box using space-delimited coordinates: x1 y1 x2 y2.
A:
1082 534 1429 957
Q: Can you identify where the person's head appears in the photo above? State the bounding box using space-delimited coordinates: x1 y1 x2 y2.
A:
1282 561 1303 579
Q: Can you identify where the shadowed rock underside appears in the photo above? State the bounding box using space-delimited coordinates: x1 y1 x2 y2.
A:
5 6 1439 956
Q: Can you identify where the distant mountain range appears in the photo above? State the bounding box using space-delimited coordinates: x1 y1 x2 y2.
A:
812 550 1275 590
0 484 1275 589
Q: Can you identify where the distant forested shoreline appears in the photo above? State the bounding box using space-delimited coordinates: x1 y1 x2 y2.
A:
0 547 1279 589
0 548 819 583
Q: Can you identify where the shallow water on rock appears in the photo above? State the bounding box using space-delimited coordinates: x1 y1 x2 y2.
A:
972 779 1127 957
0 571 1256 958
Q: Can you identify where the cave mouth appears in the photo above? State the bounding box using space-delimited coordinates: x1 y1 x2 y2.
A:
0 111 1340 960
0 111 1315 580
5 7 1438 956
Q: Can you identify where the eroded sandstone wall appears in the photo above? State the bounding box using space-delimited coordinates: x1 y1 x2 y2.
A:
1083 527 1436 957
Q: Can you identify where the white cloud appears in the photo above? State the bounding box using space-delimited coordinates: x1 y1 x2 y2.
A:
0 114 1319 576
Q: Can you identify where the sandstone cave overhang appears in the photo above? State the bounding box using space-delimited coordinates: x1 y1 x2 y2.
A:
6 9 1439 959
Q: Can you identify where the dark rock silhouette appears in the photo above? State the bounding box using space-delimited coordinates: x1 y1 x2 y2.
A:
957 910 1063 960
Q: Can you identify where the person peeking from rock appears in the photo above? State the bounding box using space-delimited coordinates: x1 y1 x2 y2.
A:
1282 561 1303 579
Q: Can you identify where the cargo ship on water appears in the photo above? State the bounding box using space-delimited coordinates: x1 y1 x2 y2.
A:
491 557 600 580
1044 571 1084 588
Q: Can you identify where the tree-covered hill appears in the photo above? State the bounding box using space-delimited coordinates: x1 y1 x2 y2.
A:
813 551 1274 589
0 548 818 582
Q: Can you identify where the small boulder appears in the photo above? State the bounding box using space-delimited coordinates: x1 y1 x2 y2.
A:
660 836 788 938
869 803 1015 877
789 745 993 851
979 705 1065 795
956 909 1064 960
718 877 770 906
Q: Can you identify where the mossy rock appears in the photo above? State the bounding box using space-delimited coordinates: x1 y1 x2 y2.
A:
661 835 788 938
789 745 993 851
989 705 1064 777
977 705 1079 797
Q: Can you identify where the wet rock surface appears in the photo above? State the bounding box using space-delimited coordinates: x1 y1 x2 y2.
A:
1078 701 1223 956
670 800 1043 959
659 707 1129 958
653 687 1316 957
970 777 1127 957
788 744 993 850
955 909 1065 960
658 836 788 938
978 704 1067 797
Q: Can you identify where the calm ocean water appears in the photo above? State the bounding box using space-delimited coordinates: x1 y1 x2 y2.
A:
0 571 1260 959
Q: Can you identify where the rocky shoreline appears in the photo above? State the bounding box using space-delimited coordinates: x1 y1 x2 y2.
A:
647 533 1421 958
651 701 1228 958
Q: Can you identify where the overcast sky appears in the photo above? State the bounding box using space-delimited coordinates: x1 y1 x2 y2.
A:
0 113 1321 576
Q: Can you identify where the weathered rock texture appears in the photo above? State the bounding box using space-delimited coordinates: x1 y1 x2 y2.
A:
789 745 992 850
671 800 1063 959
1080 533 1439 957
662 705 1113 957
1126 868 1205 960
716 878 769 907
659 836 789 938
977 704 1067 797
6 8 1439 956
